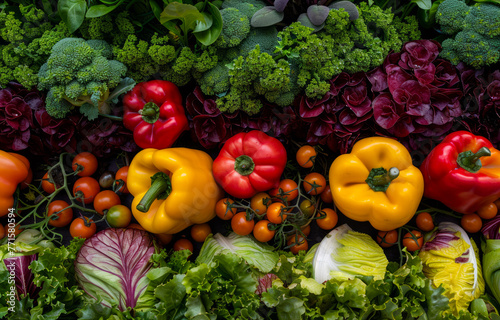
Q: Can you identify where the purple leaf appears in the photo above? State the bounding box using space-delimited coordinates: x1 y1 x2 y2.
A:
3 254 39 300
307 5 330 26
274 0 289 12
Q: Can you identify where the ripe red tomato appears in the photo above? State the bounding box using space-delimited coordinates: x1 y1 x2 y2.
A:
303 172 326 195
296 145 317 168
70 217 97 239
73 177 100 204
231 212 255 236
106 205 132 228
415 212 435 232
403 230 423 252
41 171 56 194
316 208 338 230
156 233 173 246
287 235 308 254
376 230 398 248
191 223 211 243
115 166 129 193
477 203 498 220
461 213 483 234
266 202 287 224
93 190 121 215
320 185 333 203
72 152 98 177
47 200 73 228
270 179 298 202
173 238 193 253
253 220 275 242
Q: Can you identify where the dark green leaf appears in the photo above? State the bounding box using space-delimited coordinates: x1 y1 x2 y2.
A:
411 0 432 10
150 0 163 20
276 297 306 320
423 281 449 320
86 3 121 18
80 103 99 120
107 77 136 103
155 274 187 311
297 13 324 32
250 6 284 27
160 2 205 31
57 0 87 33
193 12 213 32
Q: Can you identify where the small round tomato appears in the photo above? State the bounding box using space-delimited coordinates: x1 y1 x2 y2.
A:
99 171 115 189
250 192 271 215
299 199 316 218
128 223 145 231
461 213 482 234
320 185 333 203
93 190 121 215
316 208 338 230
73 177 100 204
266 202 287 224
376 230 398 248
106 205 132 228
415 212 435 232
296 145 317 168
231 212 255 236
191 223 212 243
72 152 98 177
0 224 5 239
47 200 73 228
115 166 129 193
303 172 326 196
477 203 498 220
70 217 97 239
271 179 298 202
156 233 173 246
41 171 56 194
287 235 308 254
215 198 237 220
173 238 193 253
403 230 423 252
301 224 311 236
253 220 275 242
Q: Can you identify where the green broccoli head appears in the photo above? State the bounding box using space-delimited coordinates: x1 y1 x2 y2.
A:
199 62 230 96
440 30 500 68
221 0 265 19
237 26 278 56
215 8 251 49
465 3 500 38
436 0 469 34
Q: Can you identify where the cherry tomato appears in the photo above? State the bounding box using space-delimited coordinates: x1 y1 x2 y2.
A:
461 213 483 234
299 199 316 218
376 230 398 248
266 202 287 224
250 192 271 215
301 224 311 236
72 152 98 177
0 224 5 239
296 145 317 168
70 217 97 239
93 190 121 215
231 212 255 236
215 198 237 220
106 205 132 228
156 233 173 246
320 185 333 203
41 171 56 194
287 235 308 254
99 171 115 189
415 212 435 232
477 203 498 220
173 238 193 253
115 166 129 193
403 230 423 252
128 223 145 231
73 177 100 204
47 200 73 228
191 223 212 243
253 220 275 242
270 179 298 202
303 172 326 196
316 208 338 230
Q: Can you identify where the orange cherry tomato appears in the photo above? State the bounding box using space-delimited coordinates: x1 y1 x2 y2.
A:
253 220 275 242
191 223 212 243
215 198 237 220
250 192 271 215
93 190 121 215
173 238 193 253
73 177 100 204
403 230 423 252
41 171 56 194
296 145 317 168
287 235 308 254
47 200 73 228
156 233 173 246
72 152 98 177
301 224 311 236
376 230 398 248
115 166 129 193
477 203 498 220
231 212 255 236
69 217 97 239
303 172 326 196
320 185 333 203
270 179 298 202
316 208 338 230
266 202 287 224
461 213 483 234
415 212 435 232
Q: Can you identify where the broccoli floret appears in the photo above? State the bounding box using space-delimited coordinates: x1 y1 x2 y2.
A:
441 30 500 68
215 8 251 48
237 26 278 56
78 11 135 46
435 0 469 34
199 63 230 96
38 38 128 119
12 65 37 89
465 3 500 38
221 0 265 19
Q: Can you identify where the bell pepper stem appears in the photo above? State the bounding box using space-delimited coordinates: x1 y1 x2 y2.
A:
366 167 400 192
139 102 160 124
137 172 172 213
457 147 491 173
234 155 255 176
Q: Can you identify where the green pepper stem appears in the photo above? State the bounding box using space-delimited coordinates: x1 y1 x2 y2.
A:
366 167 400 192
137 172 171 213
234 155 255 176
457 147 491 173
139 102 160 124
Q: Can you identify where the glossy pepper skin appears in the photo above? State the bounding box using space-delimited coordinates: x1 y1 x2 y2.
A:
420 131 500 214
123 80 188 149
329 137 424 231
212 130 287 199
128 148 224 234
0 150 30 217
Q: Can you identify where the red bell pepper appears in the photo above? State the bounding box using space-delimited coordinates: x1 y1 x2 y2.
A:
420 131 500 214
123 80 188 149
212 130 287 199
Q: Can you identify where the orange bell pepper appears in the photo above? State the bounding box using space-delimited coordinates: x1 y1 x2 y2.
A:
0 150 30 217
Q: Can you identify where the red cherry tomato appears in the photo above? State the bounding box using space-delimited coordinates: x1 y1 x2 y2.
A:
47 200 73 228
72 152 98 177
70 217 97 239
73 177 100 204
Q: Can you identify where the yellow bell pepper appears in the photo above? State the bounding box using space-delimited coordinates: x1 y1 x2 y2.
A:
329 137 424 231
128 148 224 234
